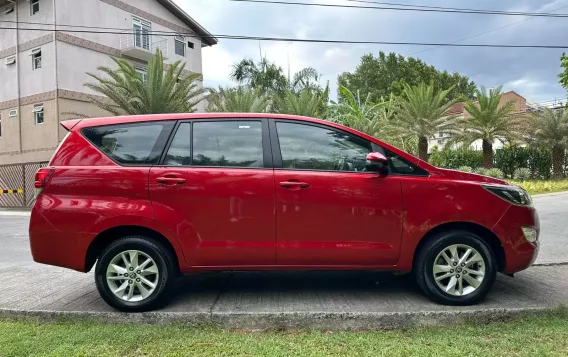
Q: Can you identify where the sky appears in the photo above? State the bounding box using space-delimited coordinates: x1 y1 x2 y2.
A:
177 0 568 104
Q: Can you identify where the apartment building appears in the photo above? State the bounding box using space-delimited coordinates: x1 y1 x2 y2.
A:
0 0 217 165
429 91 527 152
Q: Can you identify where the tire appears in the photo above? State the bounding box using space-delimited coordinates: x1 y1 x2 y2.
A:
414 230 497 305
95 236 176 312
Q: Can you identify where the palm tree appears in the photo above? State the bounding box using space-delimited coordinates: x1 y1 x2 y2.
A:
389 82 458 161
230 57 288 95
230 57 323 95
528 108 568 178
450 86 522 168
81 49 204 115
207 87 272 113
328 86 388 138
274 85 329 117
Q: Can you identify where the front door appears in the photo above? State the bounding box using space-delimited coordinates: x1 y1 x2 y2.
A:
272 121 403 266
149 119 276 267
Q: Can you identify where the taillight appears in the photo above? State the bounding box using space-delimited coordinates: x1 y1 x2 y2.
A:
34 168 55 191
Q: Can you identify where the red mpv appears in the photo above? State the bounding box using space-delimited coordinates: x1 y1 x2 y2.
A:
29 114 539 311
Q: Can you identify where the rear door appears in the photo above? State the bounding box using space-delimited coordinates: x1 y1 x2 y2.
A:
149 119 276 267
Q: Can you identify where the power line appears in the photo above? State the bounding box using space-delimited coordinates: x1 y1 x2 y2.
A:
2 26 568 49
226 0 568 18
410 3 568 55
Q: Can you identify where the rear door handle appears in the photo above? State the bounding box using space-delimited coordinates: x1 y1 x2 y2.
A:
279 181 310 189
156 176 187 185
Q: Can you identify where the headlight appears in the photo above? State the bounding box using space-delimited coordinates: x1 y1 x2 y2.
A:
483 184 533 206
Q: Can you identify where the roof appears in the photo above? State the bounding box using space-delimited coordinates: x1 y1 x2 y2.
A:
156 0 218 46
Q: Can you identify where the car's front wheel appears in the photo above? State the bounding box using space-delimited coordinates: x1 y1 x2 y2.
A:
414 230 497 305
95 236 175 312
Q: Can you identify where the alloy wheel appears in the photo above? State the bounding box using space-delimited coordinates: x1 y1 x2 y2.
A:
106 250 159 302
432 244 486 296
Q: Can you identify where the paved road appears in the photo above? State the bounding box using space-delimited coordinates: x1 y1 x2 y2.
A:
0 193 566 326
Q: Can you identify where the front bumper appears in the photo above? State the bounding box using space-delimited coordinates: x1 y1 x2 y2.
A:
492 205 540 274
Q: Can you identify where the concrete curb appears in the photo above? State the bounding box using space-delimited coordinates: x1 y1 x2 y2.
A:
0 211 30 216
0 307 554 331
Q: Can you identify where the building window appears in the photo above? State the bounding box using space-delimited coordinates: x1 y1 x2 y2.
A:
33 104 44 125
31 0 39 15
175 35 185 56
135 66 148 82
132 17 151 50
187 41 194 49
6 56 16 65
32 49 41 70
4 6 14 14
8 109 17 118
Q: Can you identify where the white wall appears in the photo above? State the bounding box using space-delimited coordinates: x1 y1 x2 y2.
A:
17 0 55 44
0 56 18 102
54 0 202 73
55 41 116 94
19 44 55 97
0 3 17 50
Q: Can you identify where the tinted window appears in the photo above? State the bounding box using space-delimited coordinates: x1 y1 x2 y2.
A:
82 122 171 165
276 122 371 171
164 123 191 166
383 148 429 176
192 121 264 167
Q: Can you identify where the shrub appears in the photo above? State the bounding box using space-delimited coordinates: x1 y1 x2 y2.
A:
487 168 504 179
474 168 490 176
429 146 483 169
494 147 552 179
458 166 473 173
514 168 532 180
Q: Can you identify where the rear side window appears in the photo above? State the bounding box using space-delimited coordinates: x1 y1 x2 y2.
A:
192 121 264 167
82 122 173 165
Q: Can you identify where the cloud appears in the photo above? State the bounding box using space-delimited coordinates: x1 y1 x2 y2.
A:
177 0 568 101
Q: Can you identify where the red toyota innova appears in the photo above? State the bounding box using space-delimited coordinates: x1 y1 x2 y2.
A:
29 113 539 312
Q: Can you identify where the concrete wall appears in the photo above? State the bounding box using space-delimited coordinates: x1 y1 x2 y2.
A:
19 44 56 98
0 107 21 154
57 98 112 140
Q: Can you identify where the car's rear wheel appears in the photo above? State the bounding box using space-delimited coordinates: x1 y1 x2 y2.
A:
95 236 175 312
414 230 497 305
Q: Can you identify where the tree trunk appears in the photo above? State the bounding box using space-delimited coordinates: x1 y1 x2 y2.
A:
482 139 493 169
418 136 428 162
552 145 565 179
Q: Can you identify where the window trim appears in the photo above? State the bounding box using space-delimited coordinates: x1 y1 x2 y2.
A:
8 109 17 118
33 104 44 125
157 118 273 169
134 66 148 82
132 16 151 50
174 35 185 57
6 56 16 65
80 121 175 167
269 119 429 177
31 49 41 70
31 0 39 15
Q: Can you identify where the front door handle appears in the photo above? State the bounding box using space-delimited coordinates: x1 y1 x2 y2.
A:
279 181 310 190
156 176 187 185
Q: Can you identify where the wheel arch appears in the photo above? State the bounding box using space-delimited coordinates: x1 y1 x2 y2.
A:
412 221 506 273
85 225 181 274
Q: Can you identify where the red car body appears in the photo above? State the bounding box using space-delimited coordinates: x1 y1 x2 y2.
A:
29 113 539 277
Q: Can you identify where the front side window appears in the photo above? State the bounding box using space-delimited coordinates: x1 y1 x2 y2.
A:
192 121 264 168
33 104 44 125
164 123 191 166
82 122 173 165
175 35 185 56
32 49 41 70
276 122 371 172
31 0 39 15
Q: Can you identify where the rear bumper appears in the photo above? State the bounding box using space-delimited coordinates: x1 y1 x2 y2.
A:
29 205 87 272
493 205 540 274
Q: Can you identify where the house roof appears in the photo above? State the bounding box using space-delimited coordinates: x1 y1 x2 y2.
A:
156 0 218 46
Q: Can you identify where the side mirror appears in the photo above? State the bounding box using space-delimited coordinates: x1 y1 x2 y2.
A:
366 152 389 175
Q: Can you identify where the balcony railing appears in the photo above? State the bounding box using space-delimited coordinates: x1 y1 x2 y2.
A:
119 31 168 61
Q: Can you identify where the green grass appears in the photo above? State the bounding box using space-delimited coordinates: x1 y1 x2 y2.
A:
2 310 568 357
509 179 568 195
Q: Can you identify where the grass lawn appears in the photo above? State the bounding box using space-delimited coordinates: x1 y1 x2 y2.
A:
509 179 568 195
2 310 568 357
